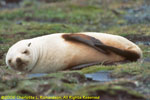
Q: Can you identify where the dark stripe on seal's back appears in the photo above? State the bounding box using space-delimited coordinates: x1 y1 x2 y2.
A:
62 34 140 61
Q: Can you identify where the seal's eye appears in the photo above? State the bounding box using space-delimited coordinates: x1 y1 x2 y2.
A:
22 50 29 55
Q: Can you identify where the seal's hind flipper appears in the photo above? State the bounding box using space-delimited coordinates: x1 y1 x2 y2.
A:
62 33 140 61
95 44 140 61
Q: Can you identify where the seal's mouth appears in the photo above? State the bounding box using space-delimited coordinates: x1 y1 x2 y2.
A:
16 58 29 71
16 63 28 71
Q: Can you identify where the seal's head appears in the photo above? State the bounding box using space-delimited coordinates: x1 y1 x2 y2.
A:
6 40 37 72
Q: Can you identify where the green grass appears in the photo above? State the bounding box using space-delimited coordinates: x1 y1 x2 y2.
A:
0 0 150 99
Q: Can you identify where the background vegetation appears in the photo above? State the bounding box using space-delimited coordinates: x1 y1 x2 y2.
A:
0 0 150 100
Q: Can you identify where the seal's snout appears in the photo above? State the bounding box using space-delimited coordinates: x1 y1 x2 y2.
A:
14 57 29 71
16 57 25 70
7 56 29 71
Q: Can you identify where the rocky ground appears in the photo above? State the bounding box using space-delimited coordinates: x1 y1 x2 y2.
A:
0 0 150 100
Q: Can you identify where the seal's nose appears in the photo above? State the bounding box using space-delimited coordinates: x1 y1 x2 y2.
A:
16 57 26 71
16 57 23 70
16 57 22 63
16 57 23 66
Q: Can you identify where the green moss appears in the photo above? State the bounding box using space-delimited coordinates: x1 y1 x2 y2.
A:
112 62 150 78
0 2 104 24
0 21 81 38
0 9 24 20
0 0 150 99
23 22 81 37
0 1 120 31
81 65 116 74
73 84 145 99
140 45 150 58
105 24 150 35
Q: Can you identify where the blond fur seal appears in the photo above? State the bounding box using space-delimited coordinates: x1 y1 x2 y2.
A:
5 32 142 73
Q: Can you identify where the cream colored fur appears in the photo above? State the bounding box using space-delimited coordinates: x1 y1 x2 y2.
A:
5 32 142 73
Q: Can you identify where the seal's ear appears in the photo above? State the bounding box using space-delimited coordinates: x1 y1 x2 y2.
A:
28 42 31 47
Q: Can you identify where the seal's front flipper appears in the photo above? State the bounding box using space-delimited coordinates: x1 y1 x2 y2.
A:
70 60 133 70
62 33 110 54
70 62 102 70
